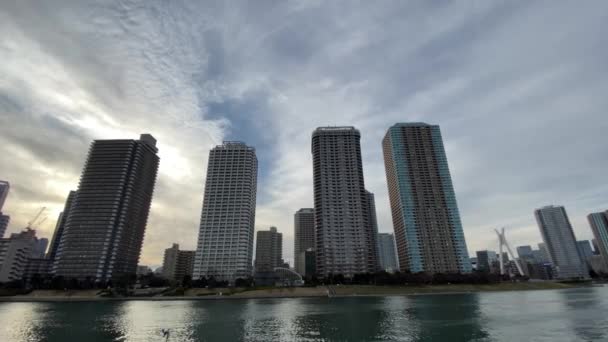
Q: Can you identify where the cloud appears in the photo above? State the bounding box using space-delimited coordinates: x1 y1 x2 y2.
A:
0 1 606 268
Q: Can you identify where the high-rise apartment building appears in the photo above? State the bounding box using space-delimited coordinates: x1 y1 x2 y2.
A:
0 180 9 211
193 141 257 281
47 191 76 261
312 127 377 277
254 227 283 273
535 205 588 280
53 134 159 282
382 123 471 274
588 211 608 267
377 233 398 272
294 208 315 276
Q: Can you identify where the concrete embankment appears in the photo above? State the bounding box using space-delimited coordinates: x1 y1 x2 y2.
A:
0 282 598 303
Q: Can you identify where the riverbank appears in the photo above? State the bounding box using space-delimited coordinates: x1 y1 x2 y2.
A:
0 282 598 302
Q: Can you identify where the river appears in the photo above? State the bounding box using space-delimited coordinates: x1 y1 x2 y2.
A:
0 287 607 341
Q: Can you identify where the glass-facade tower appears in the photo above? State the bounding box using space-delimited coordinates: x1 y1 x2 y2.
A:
382 123 471 274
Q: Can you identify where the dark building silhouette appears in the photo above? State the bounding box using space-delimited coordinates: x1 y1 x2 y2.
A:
312 127 378 277
254 227 283 273
47 191 76 261
53 134 159 282
294 208 315 276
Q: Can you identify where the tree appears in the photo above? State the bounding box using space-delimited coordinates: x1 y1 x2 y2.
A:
182 274 192 288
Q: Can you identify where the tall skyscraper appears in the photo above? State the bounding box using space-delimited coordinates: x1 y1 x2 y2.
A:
47 191 76 261
254 227 283 273
312 127 377 277
535 205 588 280
294 208 315 276
0 180 9 211
377 233 398 272
193 141 257 282
53 134 159 282
588 211 608 267
382 123 471 274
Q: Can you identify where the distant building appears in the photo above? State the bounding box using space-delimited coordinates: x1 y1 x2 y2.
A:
312 127 377 276
577 240 594 260
0 213 9 239
516 245 534 259
162 244 195 283
535 205 588 280
47 191 76 261
588 211 608 267
163 244 180 280
476 250 497 273
254 227 283 273
0 180 9 211
175 251 195 283
294 208 315 276
136 265 152 276
34 238 48 259
53 134 159 282
0 229 39 282
377 233 398 273
193 141 257 282
469 257 478 270
382 123 471 274
531 249 548 264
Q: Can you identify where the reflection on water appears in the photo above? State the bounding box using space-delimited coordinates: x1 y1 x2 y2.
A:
559 288 608 341
0 287 607 342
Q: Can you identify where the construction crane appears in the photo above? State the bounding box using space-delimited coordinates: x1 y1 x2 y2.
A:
31 216 48 229
27 207 47 230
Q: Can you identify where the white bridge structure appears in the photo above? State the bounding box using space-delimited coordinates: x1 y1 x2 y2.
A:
495 227 525 277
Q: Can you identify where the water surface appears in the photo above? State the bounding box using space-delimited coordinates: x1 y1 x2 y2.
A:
1 287 607 341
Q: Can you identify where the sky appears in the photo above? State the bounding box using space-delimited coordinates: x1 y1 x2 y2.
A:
0 1 607 268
